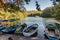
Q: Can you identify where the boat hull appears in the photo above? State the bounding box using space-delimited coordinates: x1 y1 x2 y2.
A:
1 27 16 34
23 24 38 37
0 25 6 30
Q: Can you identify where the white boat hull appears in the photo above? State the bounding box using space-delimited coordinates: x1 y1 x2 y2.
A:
23 24 38 37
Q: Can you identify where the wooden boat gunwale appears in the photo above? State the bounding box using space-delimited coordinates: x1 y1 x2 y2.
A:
23 24 38 37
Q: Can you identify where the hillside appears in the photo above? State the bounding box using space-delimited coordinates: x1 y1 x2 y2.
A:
26 10 42 15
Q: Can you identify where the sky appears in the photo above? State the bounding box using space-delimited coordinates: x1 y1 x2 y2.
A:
24 0 53 10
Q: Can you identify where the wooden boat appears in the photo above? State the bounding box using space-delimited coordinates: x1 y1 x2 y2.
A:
23 24 38 37
9 18 20 22
0 20 8 30
0 18 21 34
0 25 6 30
44 24 60 40
1 20 8 25
0 20 4 22
15 23 27 34
14 24 21 28
1 23 21 34
1 26 16 34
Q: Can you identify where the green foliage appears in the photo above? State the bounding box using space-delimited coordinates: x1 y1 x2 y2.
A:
54 5 60 20
24 0 30 4
56 0 60 2
41 4 60 19
28 13 40 17
0 0 31 12
35 1 41 11
41 7 54 18
3 3 20 13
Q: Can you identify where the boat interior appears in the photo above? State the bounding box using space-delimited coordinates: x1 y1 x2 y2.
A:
45 24 59 37
15 23 27 33
24 24 38 33
46 28 56 37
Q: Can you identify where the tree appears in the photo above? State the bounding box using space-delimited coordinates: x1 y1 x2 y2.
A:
54 4 60 20
50 0 57 6
0 0 6 6
0 0 32 15
0 0 31 6
41 7 54 17
50 0 60 2
41 3 60 19
0 0 31 11
0 0 30 20
35 1 41 11
56 0 60 2
50 0 60 5
25 0 30 4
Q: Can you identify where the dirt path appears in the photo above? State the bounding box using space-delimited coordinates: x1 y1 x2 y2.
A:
0 34 48 40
